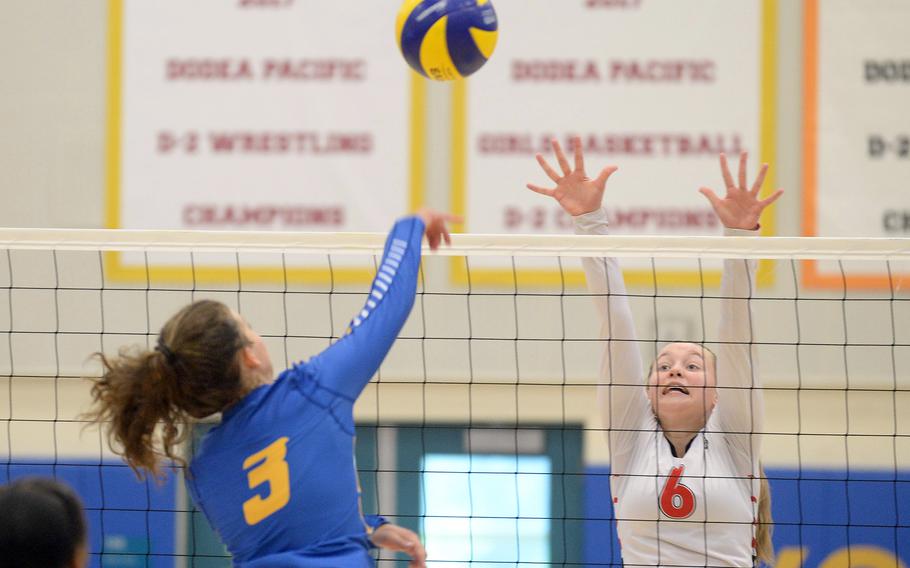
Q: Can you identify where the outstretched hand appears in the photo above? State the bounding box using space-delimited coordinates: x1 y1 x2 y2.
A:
417 208 462 250
698 152 783 230
526 136 618 216
370 523 427 568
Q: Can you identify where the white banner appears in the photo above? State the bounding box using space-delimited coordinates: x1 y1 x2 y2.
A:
107 0 420 282
805 0 910 289
453 0 774 286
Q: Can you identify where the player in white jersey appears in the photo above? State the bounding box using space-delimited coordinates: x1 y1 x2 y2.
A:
527 138 782 567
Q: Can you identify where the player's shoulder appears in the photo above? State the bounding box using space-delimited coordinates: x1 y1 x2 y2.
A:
274 359 321 395
258 360 343 413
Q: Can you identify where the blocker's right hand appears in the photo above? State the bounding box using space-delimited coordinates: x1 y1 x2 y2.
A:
526 136 619 217
416 208 462 250
697 152 784 231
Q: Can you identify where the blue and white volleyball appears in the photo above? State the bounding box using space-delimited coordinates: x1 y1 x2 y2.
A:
396 0 499 81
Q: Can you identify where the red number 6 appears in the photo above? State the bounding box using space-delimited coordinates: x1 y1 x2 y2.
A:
659 465 696 519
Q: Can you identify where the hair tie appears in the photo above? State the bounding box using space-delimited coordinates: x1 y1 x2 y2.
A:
155 337 178 366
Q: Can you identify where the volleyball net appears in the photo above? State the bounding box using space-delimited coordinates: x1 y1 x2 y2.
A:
1 228 908 567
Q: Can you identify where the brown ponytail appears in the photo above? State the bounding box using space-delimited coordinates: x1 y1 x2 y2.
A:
85 300 249 480
756 464 775 566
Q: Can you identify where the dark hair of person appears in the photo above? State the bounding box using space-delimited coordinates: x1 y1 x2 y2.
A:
85 299 250 479
0 477 87 568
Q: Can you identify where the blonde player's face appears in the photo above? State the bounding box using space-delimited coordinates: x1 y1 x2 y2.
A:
646 343 717 430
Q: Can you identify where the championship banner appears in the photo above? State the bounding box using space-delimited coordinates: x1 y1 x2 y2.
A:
452 0 777 287
803 0 910 289
105 0 423 283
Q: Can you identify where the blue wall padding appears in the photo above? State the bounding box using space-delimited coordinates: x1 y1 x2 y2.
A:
3 460 177 568
583 466 909 568
3 460 906 567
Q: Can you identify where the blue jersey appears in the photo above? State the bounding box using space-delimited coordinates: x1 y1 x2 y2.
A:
187 217 425 567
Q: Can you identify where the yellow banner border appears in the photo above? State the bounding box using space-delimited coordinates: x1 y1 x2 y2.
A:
450 0 778 289
104 0 426 285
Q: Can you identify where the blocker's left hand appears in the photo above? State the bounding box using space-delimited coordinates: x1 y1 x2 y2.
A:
370 523 427 567
698 152 783 231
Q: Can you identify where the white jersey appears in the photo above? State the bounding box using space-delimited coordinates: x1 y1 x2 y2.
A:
575 208 763 568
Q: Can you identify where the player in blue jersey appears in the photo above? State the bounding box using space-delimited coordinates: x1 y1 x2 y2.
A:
86 210 458 567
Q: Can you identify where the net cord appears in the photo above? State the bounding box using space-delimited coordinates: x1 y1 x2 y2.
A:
0 229 908 260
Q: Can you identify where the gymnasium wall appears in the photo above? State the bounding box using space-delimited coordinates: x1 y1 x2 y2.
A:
1 1 908 567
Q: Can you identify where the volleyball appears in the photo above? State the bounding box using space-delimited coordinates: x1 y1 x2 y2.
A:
396 0 499 81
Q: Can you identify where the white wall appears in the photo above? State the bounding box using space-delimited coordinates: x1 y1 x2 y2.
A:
0 1 107 228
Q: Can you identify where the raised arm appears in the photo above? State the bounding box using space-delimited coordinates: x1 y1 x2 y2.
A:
574 209 650 436
699 153 783 459
528 138 650 447
310 210 457 401
716 249 761 449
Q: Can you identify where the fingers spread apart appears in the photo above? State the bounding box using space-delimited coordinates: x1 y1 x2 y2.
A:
719 153 736 191
526 183 556 197
551 138 572 176
535 153 562 183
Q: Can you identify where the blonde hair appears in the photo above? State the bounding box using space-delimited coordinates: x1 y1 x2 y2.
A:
647 344 774 565
755 465 774 566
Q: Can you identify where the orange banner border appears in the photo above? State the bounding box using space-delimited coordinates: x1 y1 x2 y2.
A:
801 0 903 290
